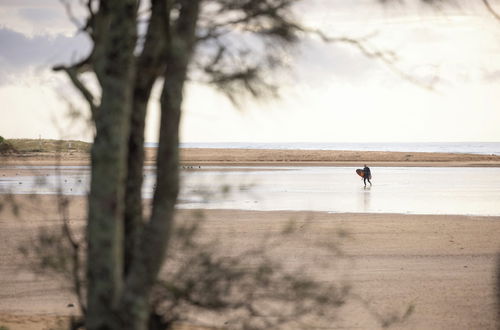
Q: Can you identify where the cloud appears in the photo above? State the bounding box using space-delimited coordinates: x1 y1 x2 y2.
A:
0 0 80 36
0 27 91 84
0 0 61 8
18 7 62 22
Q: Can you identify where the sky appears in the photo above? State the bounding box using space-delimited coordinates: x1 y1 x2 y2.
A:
1 0 500 143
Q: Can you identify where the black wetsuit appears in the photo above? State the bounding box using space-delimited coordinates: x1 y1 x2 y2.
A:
363 166 372 186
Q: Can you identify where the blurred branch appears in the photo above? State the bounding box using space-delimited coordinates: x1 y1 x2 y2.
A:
60 0 84 29
483 0 500 20
54 63 98 120
302 27 437 91
54 146 87 317
58 195 87 316
197 0 300 46
351 292 414 328
60 0 97 37
82 0 97 38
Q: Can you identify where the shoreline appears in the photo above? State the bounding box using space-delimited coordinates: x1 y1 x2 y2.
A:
1 148 500 167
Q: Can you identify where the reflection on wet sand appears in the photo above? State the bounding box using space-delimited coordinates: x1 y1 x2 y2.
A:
363 185 371 212
1 166 500 215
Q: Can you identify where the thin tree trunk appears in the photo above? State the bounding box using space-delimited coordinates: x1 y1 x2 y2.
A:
86 1 137 329
124 0 167 276
119 2 201 329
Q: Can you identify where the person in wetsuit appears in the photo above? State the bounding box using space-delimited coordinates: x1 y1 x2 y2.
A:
363 164 372 186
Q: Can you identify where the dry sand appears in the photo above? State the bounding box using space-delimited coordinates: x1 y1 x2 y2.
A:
4 148 500 179
2 148 500 167
0 195 499 329
178 148 500 167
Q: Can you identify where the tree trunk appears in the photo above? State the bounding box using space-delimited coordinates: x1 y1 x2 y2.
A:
86 1 137 329
119 2 201 329
124 0 167 276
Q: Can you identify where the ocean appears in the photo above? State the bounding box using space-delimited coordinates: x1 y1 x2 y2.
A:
144 142 500 156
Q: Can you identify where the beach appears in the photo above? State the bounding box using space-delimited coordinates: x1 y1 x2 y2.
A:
2 147 500 167
1 149 499 329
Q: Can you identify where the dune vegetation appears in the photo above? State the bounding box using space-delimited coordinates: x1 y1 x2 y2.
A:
2 138 90 154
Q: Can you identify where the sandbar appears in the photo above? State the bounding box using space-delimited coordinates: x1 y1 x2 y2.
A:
1 148 500 168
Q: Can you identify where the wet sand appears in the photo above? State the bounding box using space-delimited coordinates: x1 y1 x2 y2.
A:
0 195 499 329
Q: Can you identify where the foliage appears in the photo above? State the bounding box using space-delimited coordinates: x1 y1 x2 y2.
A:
7 139 90 153
0 137 16 154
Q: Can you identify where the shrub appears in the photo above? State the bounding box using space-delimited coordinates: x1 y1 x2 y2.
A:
0 137 16 154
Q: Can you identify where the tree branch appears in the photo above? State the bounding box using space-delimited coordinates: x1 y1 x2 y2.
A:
302 27 437 90
60 0 84 30
53 147 87 317
483 0 500 21
198 0 299 42
54 64 98 120
58 194 87 316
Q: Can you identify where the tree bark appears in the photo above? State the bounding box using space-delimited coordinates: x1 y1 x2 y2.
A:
124 0 168 277
86 1 137 329
119 1 201 329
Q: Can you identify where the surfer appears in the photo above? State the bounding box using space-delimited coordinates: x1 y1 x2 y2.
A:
363 164 372 186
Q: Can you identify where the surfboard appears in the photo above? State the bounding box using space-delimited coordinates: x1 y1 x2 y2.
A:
356 169 365 178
